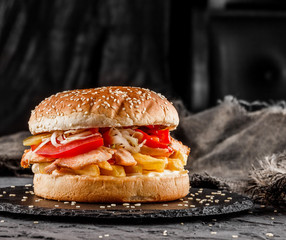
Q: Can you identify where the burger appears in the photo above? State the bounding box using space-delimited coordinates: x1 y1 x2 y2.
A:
21 86 190 202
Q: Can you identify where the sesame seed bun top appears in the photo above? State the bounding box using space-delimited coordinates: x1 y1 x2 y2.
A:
29 86 179 134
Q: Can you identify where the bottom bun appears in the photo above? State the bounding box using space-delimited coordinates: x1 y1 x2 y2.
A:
33 172 190 203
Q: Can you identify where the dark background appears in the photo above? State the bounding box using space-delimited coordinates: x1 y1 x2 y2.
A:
1 0 286 136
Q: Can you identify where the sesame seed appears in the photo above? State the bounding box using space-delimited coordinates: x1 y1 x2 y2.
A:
266 233 274 237
211 232 217 235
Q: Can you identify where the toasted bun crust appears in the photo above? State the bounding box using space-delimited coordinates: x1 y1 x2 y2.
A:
33 173 190 202
29 86 179 134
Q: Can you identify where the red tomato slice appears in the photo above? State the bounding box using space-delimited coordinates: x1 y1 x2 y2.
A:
135 129 170 149
107 159 115 165
31 135 104 158
144 128 170 144
102 129 112 147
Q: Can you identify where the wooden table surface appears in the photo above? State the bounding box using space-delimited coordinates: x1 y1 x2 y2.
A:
0 177 285 240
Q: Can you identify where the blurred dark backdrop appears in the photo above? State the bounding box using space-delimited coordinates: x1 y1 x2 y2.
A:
1 0 286 135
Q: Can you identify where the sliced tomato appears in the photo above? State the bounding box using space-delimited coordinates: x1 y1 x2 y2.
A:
144 128 170 144
31 135 104 158
102 129 112 147
107 159 115 165
135 129 171 149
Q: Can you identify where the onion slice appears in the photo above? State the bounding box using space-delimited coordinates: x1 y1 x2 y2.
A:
108 128 145 153
32 137 51 153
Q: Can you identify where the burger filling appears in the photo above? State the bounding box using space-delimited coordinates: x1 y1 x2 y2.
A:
21 126 190 177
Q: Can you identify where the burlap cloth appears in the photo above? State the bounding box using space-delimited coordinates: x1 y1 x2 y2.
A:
1 96 286 204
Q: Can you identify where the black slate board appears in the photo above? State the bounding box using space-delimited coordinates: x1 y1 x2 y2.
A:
0 186 253 219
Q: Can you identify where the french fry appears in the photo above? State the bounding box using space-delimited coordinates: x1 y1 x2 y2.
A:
169 151 188 165
98 161 113 171
124 165 143 174
74 164 100 177
100 165 126 177
132 153 166 172
166 158 184 171
23 133 51 146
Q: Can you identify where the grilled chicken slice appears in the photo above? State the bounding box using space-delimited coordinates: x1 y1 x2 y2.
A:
114 148 137 166
21 149 55 168
140 145 172 157
170 137 190 156
44 146 115 173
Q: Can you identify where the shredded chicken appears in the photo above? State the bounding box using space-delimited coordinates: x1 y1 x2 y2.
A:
21 149 55 168
44 146 115 173
114 148 137 166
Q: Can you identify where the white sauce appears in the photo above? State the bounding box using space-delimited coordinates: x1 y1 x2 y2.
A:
33 165 188 178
